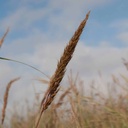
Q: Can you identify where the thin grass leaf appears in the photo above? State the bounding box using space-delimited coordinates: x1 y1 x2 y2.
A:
0 57 49 78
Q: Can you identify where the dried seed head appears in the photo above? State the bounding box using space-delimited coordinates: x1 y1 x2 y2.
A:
35 11 90 128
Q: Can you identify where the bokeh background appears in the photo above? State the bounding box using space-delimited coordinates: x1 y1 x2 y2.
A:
0 0 128 118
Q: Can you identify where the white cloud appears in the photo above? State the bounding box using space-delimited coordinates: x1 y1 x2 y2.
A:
110 19 128 45
0 0 113 33
49 0 112 9
0 7 50 31
46 0 113 35
28 41 128 77
72 43 127 74
99 41 111 47
0 63 12 80
2 29 49 56
117 32 128 44
13 40 126 101
2 37 126 106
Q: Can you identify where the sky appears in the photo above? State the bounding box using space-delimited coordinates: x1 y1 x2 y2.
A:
0 0 128 119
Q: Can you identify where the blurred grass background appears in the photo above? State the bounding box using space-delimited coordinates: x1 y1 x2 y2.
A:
1 63 128 128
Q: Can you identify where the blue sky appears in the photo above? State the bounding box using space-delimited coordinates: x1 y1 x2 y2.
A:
0 0 128 52
0 0 128 119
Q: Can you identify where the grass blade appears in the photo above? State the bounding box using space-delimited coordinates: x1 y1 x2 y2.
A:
0 57 49 78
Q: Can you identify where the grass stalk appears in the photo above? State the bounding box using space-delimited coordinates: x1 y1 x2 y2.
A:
1 77 20 125
34 11 90 128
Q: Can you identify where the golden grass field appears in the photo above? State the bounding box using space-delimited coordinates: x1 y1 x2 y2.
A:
1 11 128 128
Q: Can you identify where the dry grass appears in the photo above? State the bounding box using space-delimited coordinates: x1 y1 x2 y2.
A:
0 28 9 48
1 77 20 125
34 11 90 128
5 71 128 128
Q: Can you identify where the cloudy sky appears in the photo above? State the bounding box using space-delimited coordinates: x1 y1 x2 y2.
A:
0 0 128 111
